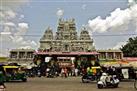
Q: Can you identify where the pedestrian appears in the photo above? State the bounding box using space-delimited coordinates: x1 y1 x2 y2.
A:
64 67 68 78
74 68 78 76
0 66 6 90
61 68 64 77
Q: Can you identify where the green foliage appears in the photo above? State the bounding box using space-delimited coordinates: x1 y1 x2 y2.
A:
121 37 137 57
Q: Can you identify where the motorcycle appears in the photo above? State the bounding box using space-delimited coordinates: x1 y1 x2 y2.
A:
97 73 119 89
82 74 96 83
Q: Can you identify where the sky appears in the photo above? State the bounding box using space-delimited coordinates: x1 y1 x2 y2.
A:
0 0 137 56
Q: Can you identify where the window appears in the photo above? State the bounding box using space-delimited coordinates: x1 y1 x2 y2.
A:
115 52 122 59
107 52 114 59
19 52 25 58
99 52 106 59
10 52 17 58
27 52 33 58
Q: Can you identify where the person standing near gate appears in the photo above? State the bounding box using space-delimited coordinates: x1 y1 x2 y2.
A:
0 66 6 90
64 67 68 78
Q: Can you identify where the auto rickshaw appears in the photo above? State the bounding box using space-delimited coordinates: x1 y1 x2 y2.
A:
116 66 136 80
3 65 27 82
82 66 102 83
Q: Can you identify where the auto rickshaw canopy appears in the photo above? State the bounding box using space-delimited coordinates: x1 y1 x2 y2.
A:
91 66 102 75
91 66 101 69
3 66 19 68
3 66 19 70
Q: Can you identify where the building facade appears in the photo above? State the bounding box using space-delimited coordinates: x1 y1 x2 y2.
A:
39 18 95 52
9 49 35 62
98 50 123 61
36 18 97 68
34 18 124 68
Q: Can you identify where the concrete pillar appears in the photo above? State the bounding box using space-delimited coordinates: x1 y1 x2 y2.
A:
75 56 79 68
16 52 20 62
17 52 19 59
113 52 115 59
121 52 123 59
25 52 27 58
105 52 108 60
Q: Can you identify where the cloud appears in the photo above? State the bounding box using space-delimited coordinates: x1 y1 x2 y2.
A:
31 41 37 46
87 0 137 33
18 23 29 29
0 8 37 57
0 32 11 35
5 10 17 19
82 4 87 10
4 22 16 27
56 8 64 18
113 41 127 49
0 11 4 18
19 14 25 19
19 46 32 49
0 9 17 20
1 0 29 9
128 0 137 5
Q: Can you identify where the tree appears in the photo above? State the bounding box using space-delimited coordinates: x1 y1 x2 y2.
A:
121 37 137 57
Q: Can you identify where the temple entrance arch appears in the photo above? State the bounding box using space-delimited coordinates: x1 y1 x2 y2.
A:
35 52 99 68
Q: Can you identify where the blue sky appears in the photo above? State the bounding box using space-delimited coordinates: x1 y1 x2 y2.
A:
21 0 127 34
0 0 137 56
18 0 128 44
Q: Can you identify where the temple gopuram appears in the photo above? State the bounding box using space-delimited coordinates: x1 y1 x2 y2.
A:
35 18 99 68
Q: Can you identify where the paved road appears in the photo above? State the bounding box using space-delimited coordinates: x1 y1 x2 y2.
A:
5 77 136 91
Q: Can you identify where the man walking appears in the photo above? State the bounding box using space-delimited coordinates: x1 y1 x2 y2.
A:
0 66 6 90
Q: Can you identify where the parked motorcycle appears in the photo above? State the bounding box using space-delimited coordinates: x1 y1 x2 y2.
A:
97 73 119 89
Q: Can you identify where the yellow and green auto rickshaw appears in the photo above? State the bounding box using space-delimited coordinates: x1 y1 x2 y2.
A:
82 66 102 83
3 65 27 82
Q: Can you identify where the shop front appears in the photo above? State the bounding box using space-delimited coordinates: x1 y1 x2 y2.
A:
34 51 99 68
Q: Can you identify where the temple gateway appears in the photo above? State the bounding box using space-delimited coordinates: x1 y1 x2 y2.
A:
8 18 123 68
35 18 99 68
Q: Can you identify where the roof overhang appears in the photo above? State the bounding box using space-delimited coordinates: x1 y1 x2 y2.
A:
34 51 100 56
